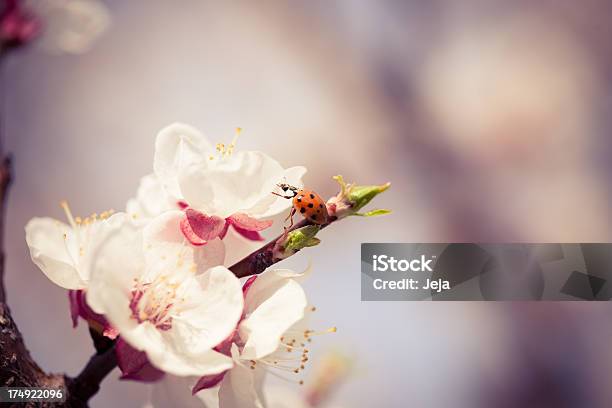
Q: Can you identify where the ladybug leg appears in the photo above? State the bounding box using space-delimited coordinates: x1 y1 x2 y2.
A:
284 207 296 230
279 207 296 243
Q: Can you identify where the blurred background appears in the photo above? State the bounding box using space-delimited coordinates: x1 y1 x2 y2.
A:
3 0 612 407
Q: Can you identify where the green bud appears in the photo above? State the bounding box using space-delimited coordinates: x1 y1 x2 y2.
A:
347 182 391 213
283 225 321 253
330 176 391 219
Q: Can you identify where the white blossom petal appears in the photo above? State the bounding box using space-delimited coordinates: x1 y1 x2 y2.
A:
25 217 85 289
218 344 266 408
264 385 311 408
239 270 308 360
148 375 215 408
178 151 289 218
154 123 213 200
162 266 244 355
142 210 225 276
148 344 233 378
126 173 177 221
86 213 144 315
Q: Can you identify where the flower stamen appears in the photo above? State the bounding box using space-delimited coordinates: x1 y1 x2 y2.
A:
213 127 243 159
129 274 188 331
60 200 78 230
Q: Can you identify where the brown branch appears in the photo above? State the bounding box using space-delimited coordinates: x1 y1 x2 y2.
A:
0 155 11 302
65 345 117 406
0 156 68 406
0 156 116 407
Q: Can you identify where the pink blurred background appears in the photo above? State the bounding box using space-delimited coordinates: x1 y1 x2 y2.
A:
3 0 612 407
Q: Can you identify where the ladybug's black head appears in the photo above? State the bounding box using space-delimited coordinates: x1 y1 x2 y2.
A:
277 183 298 196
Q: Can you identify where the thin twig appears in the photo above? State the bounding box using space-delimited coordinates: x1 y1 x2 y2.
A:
66 344 118 407
0 156 11 302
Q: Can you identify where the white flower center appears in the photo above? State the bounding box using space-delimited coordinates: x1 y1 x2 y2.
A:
129 274 187 331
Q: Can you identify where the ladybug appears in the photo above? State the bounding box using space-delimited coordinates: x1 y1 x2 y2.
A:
273 183 329 228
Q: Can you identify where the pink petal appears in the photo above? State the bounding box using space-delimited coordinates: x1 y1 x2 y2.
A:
181 209 226 245
214 328 237 356
218 221 231 240
68 290 81 328
180 217 207 245
193 371 227 395
233 225 265 241
68 289 117 338
242 276 258 298
116 338 165 383
228 213 273 232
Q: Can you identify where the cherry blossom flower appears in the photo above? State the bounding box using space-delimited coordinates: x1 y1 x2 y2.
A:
86 210 244 377
0 0 40 49
143 267 310 407
25 201 120 290
30 0 110 54
153 123 306 245
193 267 326 407
146 266 334 408
25 202 126 336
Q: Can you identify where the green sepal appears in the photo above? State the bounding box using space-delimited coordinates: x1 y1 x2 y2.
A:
353 209 392 217
348 182 391 213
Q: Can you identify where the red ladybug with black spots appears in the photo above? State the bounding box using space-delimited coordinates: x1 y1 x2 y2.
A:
273 183 329 228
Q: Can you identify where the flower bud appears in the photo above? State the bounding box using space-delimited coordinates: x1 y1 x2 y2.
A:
276 225 321 258
327 175 391 219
